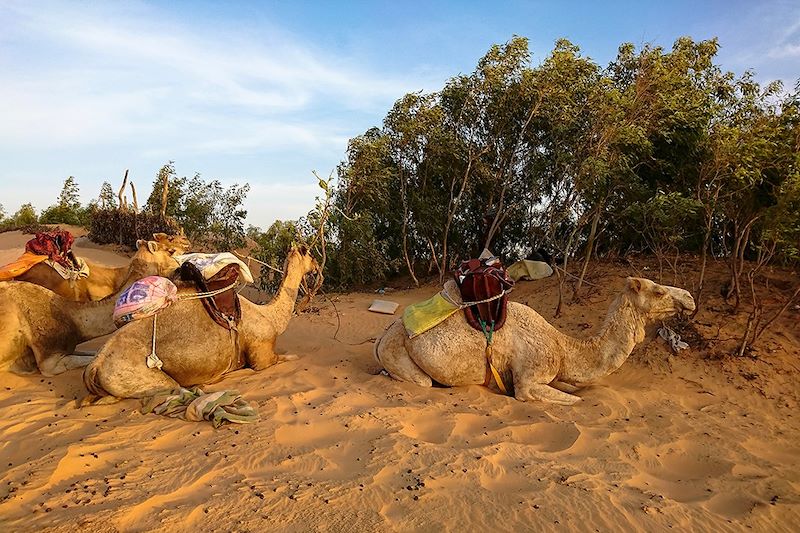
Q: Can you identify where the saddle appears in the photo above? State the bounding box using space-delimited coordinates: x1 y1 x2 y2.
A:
453 257 514 334
179 262 242 330
26 230 80 269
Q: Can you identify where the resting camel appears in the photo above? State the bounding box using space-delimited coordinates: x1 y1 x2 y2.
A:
82 246 319 404
374 277 696 405
12 233 190 301
0 240 181 376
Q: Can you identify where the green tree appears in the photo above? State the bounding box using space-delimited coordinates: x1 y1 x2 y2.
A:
40 176 85 225
98 181 117 209
12 203 38 226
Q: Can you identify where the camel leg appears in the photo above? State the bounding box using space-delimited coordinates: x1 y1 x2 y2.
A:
247 340 280 371
551 380 580 394
83 358 181 402
516 383 582 406
374 323 432 387
40 354 95 376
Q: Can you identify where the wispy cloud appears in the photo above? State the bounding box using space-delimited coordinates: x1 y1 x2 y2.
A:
0 1 437 154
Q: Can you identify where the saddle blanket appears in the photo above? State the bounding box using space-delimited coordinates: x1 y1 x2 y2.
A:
45 256 90 281
0 252 48 281
402 281 464 338
173 252 254 284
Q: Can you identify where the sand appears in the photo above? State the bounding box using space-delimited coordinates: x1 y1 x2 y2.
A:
0 231 798 531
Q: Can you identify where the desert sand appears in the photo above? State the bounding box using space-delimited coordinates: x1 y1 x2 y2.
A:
0 230 798 532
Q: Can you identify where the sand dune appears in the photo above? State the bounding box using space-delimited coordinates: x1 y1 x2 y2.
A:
0 233 798 531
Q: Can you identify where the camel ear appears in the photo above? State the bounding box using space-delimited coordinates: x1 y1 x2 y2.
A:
146 241 159 254
626 277 642 293
136 239 147 250
152 232 167 242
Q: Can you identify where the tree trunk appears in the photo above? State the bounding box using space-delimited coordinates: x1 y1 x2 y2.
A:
160 174 169 219
575 206 601 298
117 169 129 212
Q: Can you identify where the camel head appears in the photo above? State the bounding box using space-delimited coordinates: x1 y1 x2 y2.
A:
152 232 191 255
284 244 320 277
624 277 696 319
133 239 182 277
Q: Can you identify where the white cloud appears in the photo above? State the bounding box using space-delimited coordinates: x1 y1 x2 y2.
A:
0 1 439 154
768 42 800 58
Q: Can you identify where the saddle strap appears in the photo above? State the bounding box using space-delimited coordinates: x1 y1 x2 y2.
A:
485 345 508 395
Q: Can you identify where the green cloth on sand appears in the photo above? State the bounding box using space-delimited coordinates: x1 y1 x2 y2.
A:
402 292 460 338
141 386 259 428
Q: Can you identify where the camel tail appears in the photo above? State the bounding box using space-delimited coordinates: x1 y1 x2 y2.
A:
82 363 109 398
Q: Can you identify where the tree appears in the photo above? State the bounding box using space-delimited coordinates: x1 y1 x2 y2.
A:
98 181 117 210
12 203 38 226
40 176 85 225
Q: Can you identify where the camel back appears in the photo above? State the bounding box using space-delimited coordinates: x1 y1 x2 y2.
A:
453 257 514 334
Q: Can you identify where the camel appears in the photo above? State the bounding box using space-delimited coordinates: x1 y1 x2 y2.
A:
12 233 190 301
81 246 319 403
0 240 182 376
374 277 696 405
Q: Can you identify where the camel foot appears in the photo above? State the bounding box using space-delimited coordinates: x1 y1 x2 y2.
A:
78 394 121 407
517 383 581 406
278 354 299 362
551 381 581 394
41 354 95 376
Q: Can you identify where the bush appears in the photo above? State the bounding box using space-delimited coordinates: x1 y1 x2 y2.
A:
88 209 180 247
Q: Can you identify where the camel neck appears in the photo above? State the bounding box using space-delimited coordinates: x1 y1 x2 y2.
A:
559 295 646 384
257 256 306 336
69 257 156 340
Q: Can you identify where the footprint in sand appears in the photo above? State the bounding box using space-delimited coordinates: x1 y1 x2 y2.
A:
627 440 734 503
510 421 581 453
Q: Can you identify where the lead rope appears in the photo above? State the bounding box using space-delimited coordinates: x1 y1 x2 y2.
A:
144 281 239 371
147 314 164 369
479 318 507 395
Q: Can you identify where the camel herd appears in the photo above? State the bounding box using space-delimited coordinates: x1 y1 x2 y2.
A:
0 233 696 409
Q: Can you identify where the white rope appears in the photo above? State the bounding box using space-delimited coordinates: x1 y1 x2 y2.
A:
231 251 283 274
146 314 163 369
177 281 238 301
441 285 512 309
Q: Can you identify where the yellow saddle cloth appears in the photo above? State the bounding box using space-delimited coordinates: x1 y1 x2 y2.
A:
402 291 460 338
0 252 48 281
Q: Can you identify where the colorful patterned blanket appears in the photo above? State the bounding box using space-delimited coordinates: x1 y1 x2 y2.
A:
113 276 179 327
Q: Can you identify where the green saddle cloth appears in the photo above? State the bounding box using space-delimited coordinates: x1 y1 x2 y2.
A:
402 292 460 338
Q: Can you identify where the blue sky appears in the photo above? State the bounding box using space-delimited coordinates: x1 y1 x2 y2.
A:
1 0 798 229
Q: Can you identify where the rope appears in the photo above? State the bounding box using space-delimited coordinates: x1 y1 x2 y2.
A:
177 281 238 301
479 318 507 395
231 251 283 274
441 285 512 308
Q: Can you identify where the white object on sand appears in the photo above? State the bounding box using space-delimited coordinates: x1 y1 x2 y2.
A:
507 259 554 281
369 299 400 315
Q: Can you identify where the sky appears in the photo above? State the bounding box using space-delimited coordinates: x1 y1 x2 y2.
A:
1 0 798 229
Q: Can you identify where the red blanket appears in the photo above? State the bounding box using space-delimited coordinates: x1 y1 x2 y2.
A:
25 230 76 267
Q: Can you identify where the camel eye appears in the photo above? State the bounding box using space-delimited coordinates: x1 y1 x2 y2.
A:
653 288 667 297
